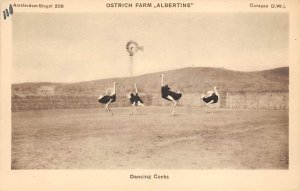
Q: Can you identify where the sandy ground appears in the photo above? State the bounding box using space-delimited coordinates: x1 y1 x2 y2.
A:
11 106 288 169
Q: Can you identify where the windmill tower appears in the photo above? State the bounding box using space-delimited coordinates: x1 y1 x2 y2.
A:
126 41 143 77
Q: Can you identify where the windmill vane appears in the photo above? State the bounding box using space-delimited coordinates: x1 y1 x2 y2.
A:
126 41 143 56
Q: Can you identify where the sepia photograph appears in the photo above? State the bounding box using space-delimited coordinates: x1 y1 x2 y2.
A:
1 0 300 190
10 12 289 169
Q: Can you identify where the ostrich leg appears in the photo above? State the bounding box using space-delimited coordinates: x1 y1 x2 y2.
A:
167 95 177 116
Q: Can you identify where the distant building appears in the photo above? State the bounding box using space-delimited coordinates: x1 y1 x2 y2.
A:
37 86 55 95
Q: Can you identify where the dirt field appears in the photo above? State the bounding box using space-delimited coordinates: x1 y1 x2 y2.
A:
11 106 288 169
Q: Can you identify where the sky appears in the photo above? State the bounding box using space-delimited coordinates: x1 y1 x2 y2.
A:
12 12 288 83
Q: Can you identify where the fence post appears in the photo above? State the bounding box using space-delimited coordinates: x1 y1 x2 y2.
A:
256 91 259 109
226 92 229 109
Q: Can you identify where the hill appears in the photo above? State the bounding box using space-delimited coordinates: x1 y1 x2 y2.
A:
12 67 289 96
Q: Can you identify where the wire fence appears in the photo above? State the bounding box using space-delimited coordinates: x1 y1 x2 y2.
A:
11 92 288 111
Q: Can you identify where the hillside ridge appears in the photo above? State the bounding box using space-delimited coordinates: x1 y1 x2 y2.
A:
12 66 289 96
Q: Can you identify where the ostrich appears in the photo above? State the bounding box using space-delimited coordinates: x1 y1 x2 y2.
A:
127 83 145 115
201 86 220 112
98 82 118 115
160 74 182 116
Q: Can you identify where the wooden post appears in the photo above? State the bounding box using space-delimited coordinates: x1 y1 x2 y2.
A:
256 91 259 109
226 92 229 109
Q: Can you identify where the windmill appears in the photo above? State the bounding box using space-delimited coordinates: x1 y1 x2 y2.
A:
126 41 143 77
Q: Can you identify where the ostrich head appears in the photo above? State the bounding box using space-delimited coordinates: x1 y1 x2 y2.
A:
114 82 119 85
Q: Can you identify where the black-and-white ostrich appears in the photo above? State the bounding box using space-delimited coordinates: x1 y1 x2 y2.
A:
201 86 220 112
98 82 118 115
127 83 145 115
160 74 182 116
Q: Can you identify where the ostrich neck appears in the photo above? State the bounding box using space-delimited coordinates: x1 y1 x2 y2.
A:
113 84 116 94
